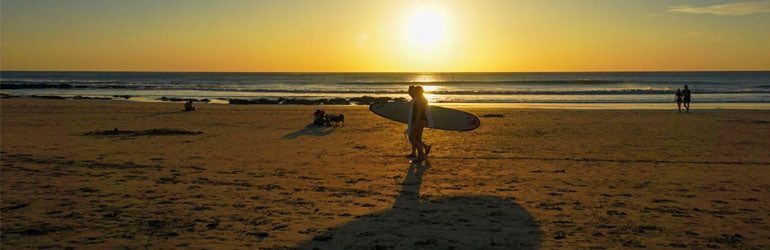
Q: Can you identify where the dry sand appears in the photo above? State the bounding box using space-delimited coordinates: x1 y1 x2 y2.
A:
1 98 769 249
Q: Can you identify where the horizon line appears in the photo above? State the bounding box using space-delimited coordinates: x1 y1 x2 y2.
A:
2 70 769 74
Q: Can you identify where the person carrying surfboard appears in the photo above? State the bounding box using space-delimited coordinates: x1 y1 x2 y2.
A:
406 86 432 162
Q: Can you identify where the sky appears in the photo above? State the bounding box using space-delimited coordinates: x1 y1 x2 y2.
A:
1 0 769 72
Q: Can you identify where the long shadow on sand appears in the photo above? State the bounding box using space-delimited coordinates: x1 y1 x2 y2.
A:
298 161 540 249
282 124 336 139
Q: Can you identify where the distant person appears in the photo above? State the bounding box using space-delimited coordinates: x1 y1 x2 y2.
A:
184 100 195 111
406 85 432 162
682 85 691 112
675 89 683 113
313 109 326 126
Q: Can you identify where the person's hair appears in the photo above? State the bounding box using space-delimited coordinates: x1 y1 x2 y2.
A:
414 86 424 94
684 85 688 88
677 89 681 91
408 85 415 97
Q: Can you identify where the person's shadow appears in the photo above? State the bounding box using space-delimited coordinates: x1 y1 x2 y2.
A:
297 161 540 249
282 124 337 139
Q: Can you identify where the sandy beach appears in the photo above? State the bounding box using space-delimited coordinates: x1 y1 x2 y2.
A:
1 98 769 249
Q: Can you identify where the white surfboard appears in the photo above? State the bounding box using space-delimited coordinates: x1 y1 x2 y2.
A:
369 102 480 131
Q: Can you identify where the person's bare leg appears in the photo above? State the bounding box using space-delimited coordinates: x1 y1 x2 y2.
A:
408 130 423 159
409 139 424 161
677 102 681 113
406 146 417 158
413 126 427 161
416 129 431 155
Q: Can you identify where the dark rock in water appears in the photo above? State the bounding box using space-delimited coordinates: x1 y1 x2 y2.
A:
0 83 72 89
112 95 132 99
228 96 405 105
157 97 208 102
280 97 321 105
84 128 202 137
482 114 504 118
74 95 112 100
349 96 396 105
0 93 19 98
322 98 350 105
29 95 66 99
229 98 280 105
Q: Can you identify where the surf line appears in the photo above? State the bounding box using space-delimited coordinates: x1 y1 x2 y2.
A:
384 155 770 166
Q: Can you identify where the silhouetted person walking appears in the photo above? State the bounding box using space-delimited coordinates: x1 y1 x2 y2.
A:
682 85 691 112
675 89 683 113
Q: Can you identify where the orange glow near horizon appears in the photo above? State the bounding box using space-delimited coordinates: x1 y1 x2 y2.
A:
1 0 769 72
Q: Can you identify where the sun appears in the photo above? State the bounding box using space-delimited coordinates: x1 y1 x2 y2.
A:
407 10 446 47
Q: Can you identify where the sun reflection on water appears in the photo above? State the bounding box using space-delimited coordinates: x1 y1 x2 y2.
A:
412 74 438 83
409 74 442 102
424 93 438 102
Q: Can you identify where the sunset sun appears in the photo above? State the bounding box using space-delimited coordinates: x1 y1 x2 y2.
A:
406 9 446 47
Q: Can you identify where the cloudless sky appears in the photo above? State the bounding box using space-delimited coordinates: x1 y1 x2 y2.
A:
1 0 769 72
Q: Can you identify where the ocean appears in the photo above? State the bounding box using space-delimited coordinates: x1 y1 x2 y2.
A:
1 71 769 105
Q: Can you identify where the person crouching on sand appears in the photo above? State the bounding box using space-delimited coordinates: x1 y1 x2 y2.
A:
675 89 683 113
406 85 432 162
184 100 195 111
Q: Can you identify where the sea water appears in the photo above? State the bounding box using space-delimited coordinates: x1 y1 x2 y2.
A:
1 71 769 104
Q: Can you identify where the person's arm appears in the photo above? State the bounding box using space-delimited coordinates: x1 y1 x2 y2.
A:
416 99 427 122
410 101 420 123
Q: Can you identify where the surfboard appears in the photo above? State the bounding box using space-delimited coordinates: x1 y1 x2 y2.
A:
369 102 481 131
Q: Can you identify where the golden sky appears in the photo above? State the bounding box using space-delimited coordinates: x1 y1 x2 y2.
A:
1 0 769 72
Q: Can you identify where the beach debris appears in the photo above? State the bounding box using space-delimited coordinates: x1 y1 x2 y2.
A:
84 128 202 137
482 113 504 118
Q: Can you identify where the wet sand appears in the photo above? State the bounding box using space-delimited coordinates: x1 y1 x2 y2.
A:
1 98 769 249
